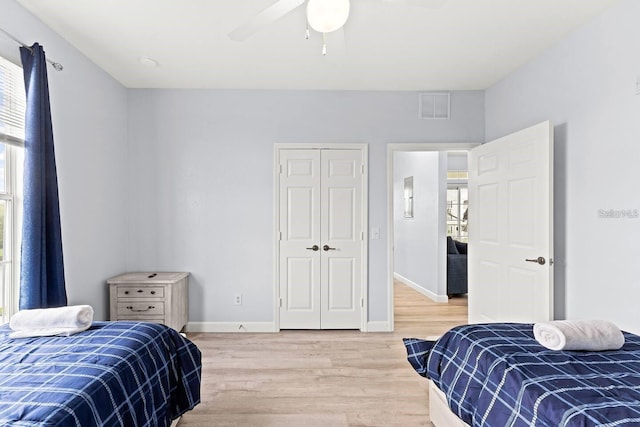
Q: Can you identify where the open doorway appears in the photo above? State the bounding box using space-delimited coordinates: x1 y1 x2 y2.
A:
386 143 477 332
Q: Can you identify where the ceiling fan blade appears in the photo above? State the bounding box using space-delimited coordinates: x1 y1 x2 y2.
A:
379 0 446 7
229 0 307 41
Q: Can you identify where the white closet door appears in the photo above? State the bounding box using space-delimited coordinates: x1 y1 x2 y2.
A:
320 149 362 329
279 149 322 328
279 148 363 329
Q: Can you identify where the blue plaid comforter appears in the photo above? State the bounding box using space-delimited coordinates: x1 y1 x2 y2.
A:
0 321 201 426
405 323 640 426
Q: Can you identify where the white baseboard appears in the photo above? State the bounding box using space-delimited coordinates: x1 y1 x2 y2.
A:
187 321 392 333
187 322 278 333
394 273 448 303
366 321 392 332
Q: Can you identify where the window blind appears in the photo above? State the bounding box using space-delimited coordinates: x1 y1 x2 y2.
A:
0 55 25 147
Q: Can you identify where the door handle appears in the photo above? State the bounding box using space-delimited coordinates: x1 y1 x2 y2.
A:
323 245 336 251
525 256 546 265
306 245 319 251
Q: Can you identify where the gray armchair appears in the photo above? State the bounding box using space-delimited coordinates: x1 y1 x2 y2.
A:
447 236 468 297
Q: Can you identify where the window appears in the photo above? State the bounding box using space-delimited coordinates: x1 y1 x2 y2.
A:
0 54 25 323
447 170 468 243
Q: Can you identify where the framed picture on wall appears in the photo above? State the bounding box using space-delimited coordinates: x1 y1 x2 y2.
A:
404 176 413 218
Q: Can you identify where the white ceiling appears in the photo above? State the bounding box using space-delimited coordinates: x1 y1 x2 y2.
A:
16 0 619 91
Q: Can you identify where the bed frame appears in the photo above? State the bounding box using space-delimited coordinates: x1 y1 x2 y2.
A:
429 381 469 427
423 333 468 427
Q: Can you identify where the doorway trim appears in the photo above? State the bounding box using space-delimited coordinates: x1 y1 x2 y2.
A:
386 143 478 332
274 143 369 331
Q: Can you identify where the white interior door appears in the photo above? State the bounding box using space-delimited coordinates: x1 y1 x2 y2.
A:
279 149 322 328
319 150 362 329
468 121 553 324
279 148 364 329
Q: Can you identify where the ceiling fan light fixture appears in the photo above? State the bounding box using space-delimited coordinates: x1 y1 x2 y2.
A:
306 0 350 33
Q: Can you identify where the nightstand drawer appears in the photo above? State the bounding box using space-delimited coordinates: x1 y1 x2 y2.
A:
117 286 164 299
119 316 165 323
117 302 164 316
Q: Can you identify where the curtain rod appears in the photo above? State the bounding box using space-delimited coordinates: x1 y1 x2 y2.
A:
0 27 63 71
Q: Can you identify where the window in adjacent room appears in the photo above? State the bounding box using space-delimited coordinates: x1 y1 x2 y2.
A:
0 54 25 323
446 170 468 243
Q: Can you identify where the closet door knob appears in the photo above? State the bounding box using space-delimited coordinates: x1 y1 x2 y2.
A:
306 245 319 251
525 257 546 265
323 245 336 251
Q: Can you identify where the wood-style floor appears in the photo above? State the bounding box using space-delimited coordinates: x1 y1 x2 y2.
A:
178 281 467 427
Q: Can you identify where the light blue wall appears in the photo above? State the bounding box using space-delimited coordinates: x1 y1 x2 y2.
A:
485 0 640 332
1 1 129 320
393 151 445 300
6 0 632 331
127 90 485 326
2 0 484 327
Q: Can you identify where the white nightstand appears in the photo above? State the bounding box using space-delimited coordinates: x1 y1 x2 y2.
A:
107 272 189 332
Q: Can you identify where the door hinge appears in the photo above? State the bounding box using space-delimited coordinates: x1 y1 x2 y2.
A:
361 164 365 174
279 164 283 174
360 298 364 308
279 231 282 241
279 298 283 308
361 231 364 241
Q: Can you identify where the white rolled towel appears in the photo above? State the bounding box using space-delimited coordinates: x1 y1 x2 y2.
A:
9 305 94 339
533 320 625 351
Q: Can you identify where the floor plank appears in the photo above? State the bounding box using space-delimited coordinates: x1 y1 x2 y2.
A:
178 280 467 426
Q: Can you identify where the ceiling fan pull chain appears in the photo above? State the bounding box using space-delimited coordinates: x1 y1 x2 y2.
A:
322 32 327 56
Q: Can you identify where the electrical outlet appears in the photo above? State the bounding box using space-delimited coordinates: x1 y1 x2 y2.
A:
234 293 242 305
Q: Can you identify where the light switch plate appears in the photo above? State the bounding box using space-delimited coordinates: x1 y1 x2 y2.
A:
371 227 380 240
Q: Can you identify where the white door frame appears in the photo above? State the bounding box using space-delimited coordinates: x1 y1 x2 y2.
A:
274 143 369 331
386 143 478 332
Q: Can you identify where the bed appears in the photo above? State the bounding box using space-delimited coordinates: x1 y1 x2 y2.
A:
0 320 201 426
404 323 640 427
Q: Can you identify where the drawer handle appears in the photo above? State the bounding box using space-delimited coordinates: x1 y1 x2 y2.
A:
126 305 155 312
124 290 155 295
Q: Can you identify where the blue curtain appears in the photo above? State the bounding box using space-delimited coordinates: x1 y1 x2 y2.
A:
18 43 67 309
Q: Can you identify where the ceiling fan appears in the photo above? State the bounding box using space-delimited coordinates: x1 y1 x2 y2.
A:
228 0 447 43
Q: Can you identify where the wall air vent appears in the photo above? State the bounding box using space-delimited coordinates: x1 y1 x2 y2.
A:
419 92 450 120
